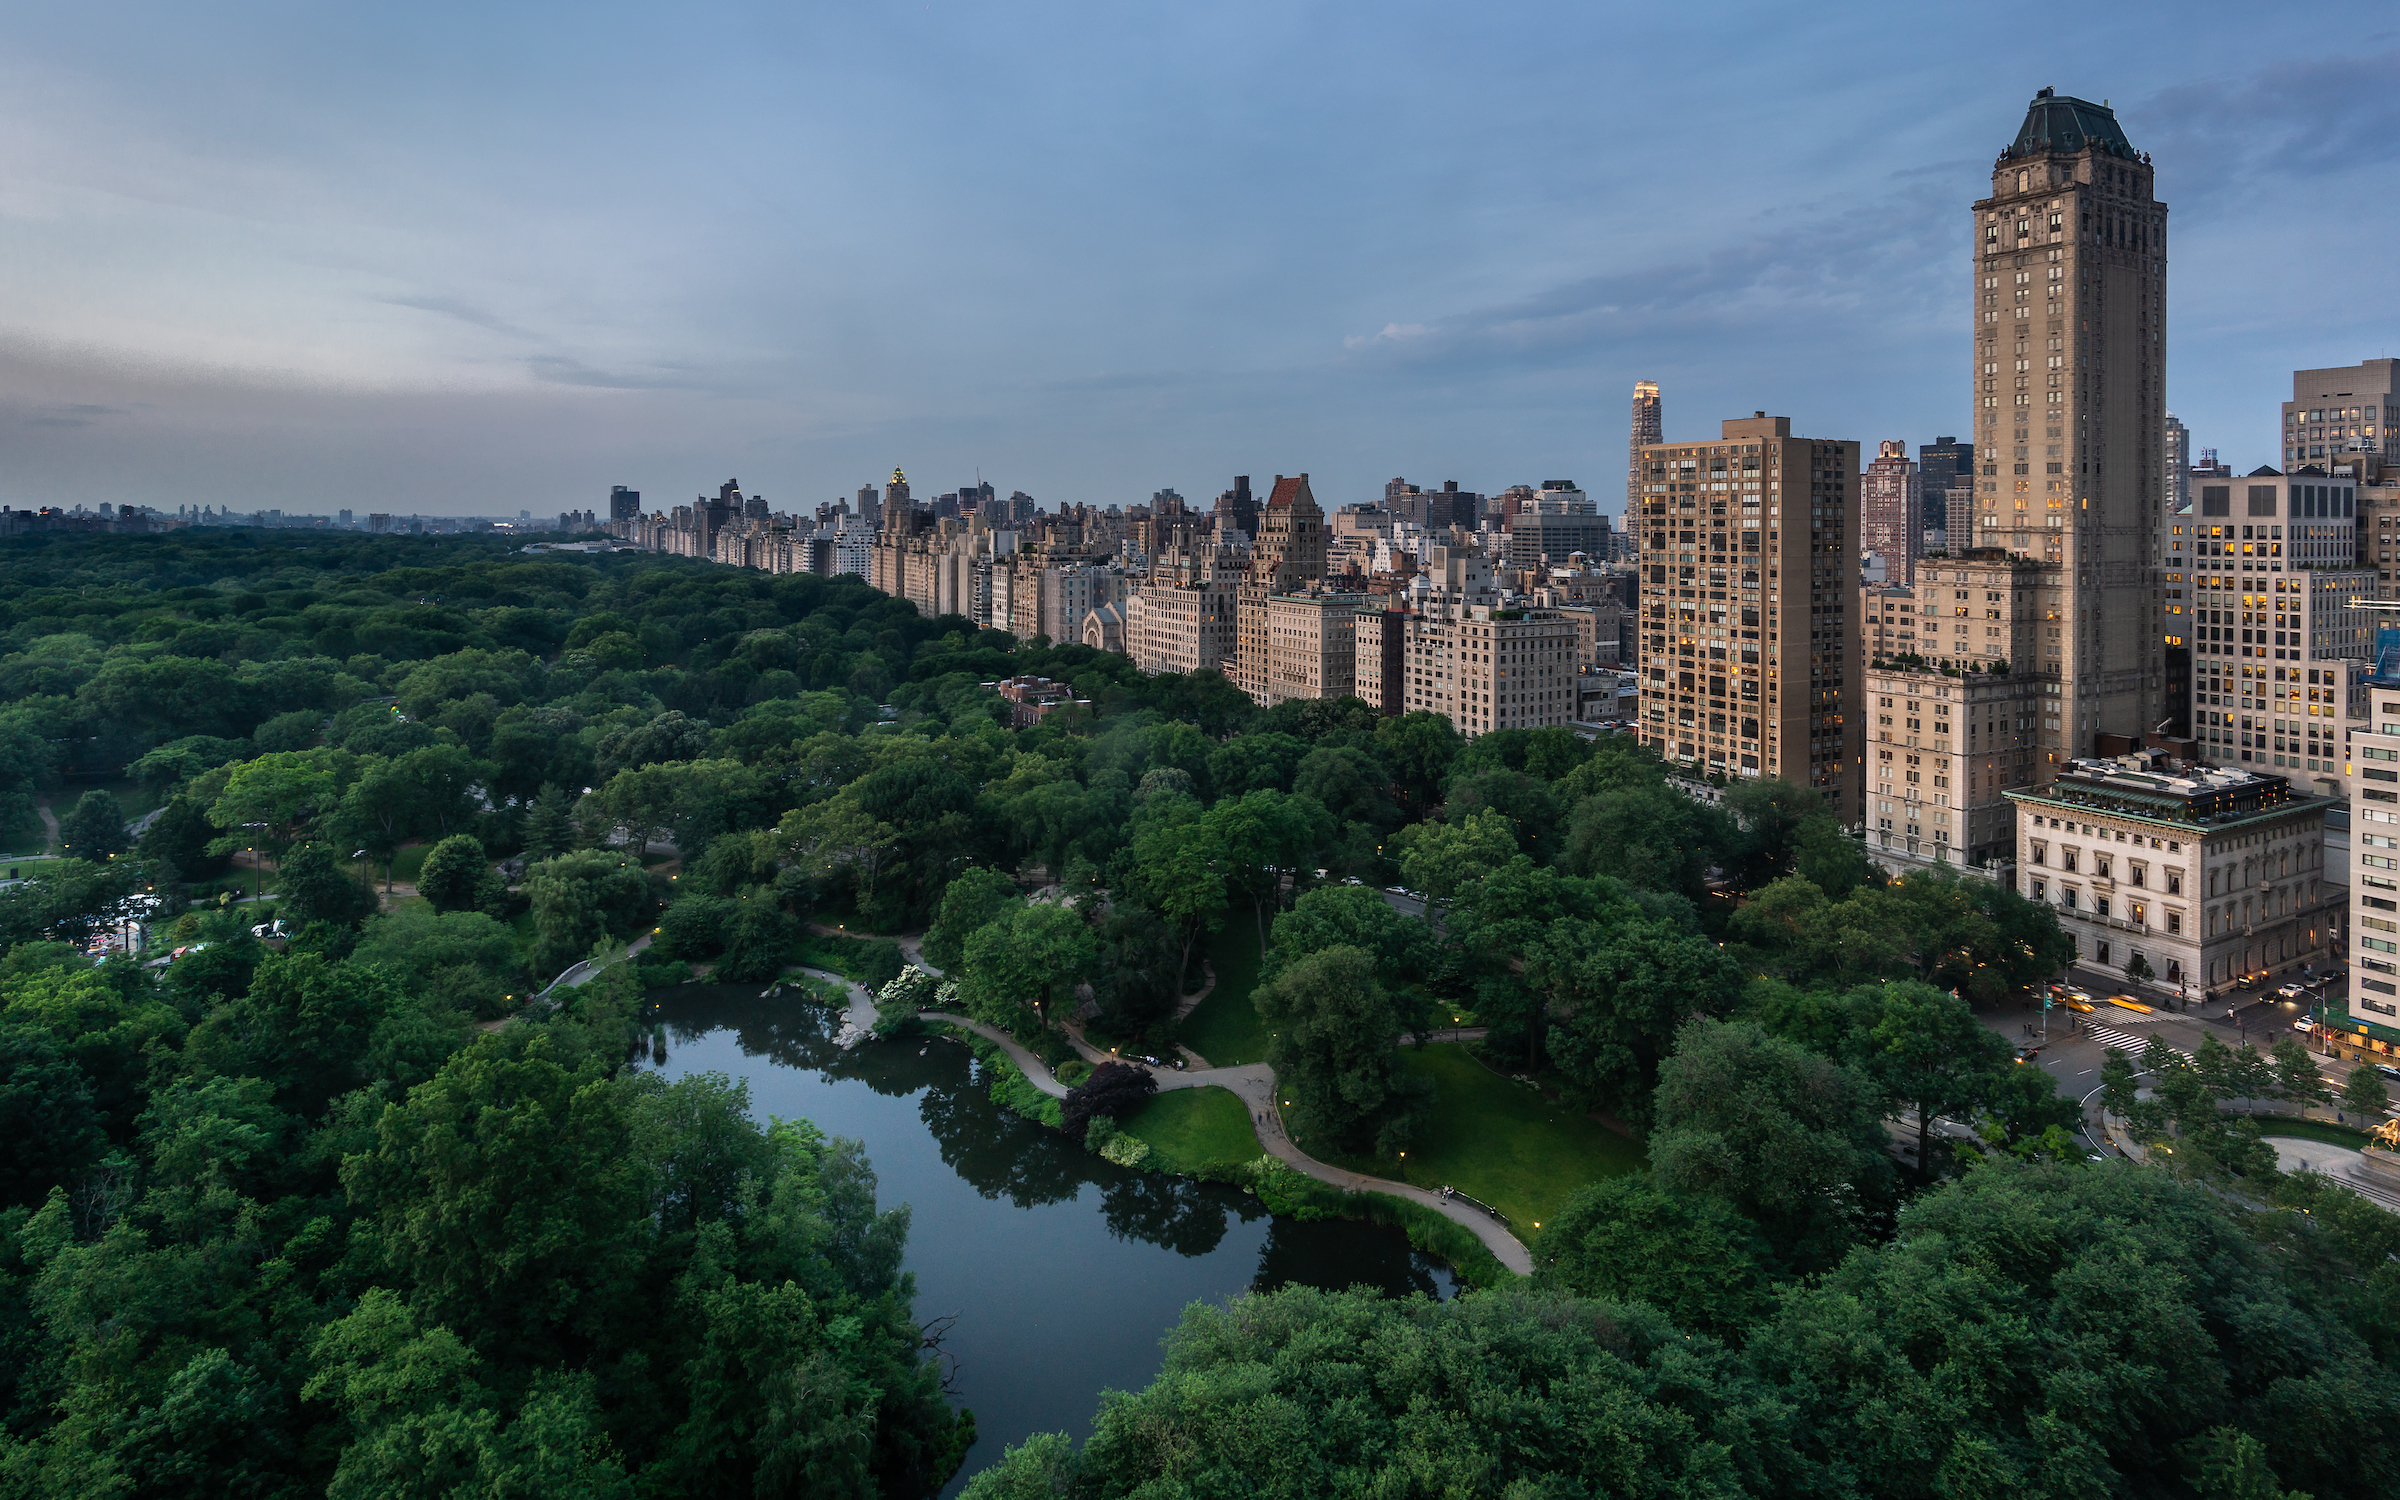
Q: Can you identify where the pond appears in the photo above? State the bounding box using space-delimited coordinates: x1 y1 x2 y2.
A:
643 984 1459 1494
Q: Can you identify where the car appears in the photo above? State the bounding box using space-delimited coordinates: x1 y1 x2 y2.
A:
2237 973 2266 991
2379 1063 2400 1083
2292 1018 2317 1035
2062 997 2097 1014
2013 1046 2043 1064
2105 994 2153 1015
2277 983 2309 1001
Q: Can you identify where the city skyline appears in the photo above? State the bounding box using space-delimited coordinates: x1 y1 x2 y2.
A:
2 4 2396 516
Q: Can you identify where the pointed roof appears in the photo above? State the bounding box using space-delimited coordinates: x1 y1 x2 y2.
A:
1266 474 1314 509
2003 87 2138 162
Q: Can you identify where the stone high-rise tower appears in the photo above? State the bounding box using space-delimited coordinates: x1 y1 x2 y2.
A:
1971 87 2166 766
1627 381 1662 516
1233 474 1328 702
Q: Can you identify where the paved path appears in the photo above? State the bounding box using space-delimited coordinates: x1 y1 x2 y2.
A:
537 932 655 997
818 930 1533 1273
35 802 57 854
2267 1136 2400 1213
908 1007 1533 1275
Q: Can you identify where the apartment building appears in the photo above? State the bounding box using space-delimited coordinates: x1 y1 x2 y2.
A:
1635 413 1859 815
2009 756 2333 997
1233 475 1329 704
2184 466 2374 778
1256 590 1364 706
1971 89 2168 763
1124 545 1239 676
2283 359 2398 471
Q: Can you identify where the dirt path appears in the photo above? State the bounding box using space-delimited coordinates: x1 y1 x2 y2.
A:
35 802 58 854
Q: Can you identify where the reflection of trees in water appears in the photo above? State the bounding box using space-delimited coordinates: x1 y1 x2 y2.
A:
1250 1216 1454 1302
913 1060 1088 1210
649 988 1457 1285
1099 1172 1262 1258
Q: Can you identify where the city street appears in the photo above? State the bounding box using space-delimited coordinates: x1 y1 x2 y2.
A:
1985 967 2392 1153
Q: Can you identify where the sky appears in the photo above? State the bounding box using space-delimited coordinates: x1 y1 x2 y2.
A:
2 1 2397 520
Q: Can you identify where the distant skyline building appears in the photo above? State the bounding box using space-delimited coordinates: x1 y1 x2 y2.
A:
1860 441 1924 585
1627 381 1661 518
1214 475 1258 541
2162 413 2190 513
610 484 642 523
1917 435 1972 550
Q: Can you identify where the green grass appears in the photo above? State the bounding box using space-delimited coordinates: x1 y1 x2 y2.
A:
1179 920 1269 1066
389 843 434 886
1302 1043 1645 1232
2258 1118 2377 1150
793 931 905 989
1121 1087 1260 1174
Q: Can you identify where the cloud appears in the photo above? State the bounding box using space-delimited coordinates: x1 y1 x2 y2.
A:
381 294 539 342
2140 50 2400 202
1343 323 1427 350
523 354 718 392
1338 177 1957 374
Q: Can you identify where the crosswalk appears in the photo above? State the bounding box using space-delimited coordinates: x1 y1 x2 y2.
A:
2085 1023 2190 1061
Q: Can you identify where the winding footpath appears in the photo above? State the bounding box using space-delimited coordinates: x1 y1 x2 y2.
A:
829 950 1534 1276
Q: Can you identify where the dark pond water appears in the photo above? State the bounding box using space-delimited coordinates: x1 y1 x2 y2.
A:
643 985 1457 1494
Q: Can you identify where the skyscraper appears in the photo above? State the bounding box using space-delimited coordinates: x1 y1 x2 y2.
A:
1634 413 1859 814
1972 86 2166 766
1860 441 1924 585
2162 413 2190 512
1917 435 1973 549
610 485 642 523
1627 381 1662 517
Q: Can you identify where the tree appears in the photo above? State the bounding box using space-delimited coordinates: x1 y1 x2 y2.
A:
1262 883 1434 991
341 756 422 891
279 839 379 928
2341 1063 2388 1119
417 834 501 917
1649 1017 1891 1263
2125 950 2156 987
1125 811 1228 990
522 782 576 859
1536 913 1745 1119
1199 789 1333 948
0 1021 106 1207
138 793 231 884
1538 1176 1770 1336
2100 1047 2141 1117
527 850 657 978
55 788 129 860
353 905 529 1017
1388 806 1518 912
924 866 1019 974
1867 980 2015 1176
207 751 341 896
2271 1037 2330 1109
1255 944 1432 1157
959 900 1096 1032
341 1031 646 1362
1061 1061 1157 1142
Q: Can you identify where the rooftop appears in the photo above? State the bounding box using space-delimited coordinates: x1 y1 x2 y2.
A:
2002 88 2138 163
2005 756 2317 828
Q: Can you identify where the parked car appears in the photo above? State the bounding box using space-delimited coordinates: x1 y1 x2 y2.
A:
2236 973 2266 992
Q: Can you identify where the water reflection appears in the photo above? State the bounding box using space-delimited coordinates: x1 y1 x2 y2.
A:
645 983 1457 1492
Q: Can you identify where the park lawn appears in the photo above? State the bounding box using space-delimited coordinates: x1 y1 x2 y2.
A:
389 843 434 886
1179 922 1269 1066
2258 1118 2377 1149
1121 1087 1260 1175
1302 1043 1645 1232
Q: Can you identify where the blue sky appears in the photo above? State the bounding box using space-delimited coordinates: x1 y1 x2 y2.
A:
1 1 2395 518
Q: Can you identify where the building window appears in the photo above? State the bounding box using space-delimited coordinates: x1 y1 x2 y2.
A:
2167 910 2182 935
2097 897 2111 919
2167 869 2182 895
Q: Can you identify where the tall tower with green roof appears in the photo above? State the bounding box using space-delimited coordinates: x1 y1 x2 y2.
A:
1970 87 2166 772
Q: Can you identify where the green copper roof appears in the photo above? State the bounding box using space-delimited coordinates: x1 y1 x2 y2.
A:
2004 88 2138 162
